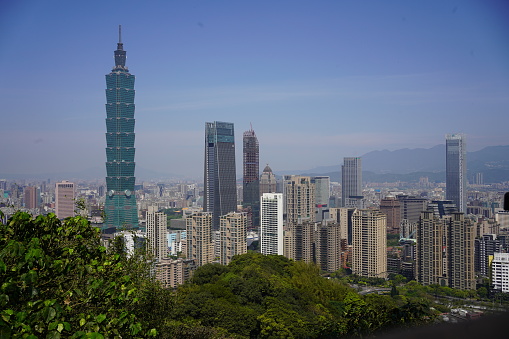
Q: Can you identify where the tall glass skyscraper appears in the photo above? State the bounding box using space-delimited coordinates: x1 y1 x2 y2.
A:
104 26 138 230
204 121 237 230
446 134 466 213
341 157 362 208
243 127 260 227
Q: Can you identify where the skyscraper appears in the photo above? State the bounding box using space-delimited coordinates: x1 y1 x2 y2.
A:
446 134 466 213
260 193 284 255
341 157 362 208
55 181 75 219
186 212 214 267
283 175 315 226
259 164 277 195
352 209 387 278
204 121 237 230
242 127 260 227
104 26 138 230
219 212 247 265
24 186 38 210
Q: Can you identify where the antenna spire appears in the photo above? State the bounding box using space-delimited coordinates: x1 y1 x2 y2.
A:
119 25 122 43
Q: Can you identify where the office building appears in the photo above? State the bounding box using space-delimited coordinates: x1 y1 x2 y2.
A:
146 206 168 261
259 164 277 195
283 175 315 226
416 211 475 290
219 212 247 265
242 128 260 227
397 195 427 224
204 121 237 230
311 176 330 222
260 193 284 255
55 181 75 219
341 157 362 208
492 253 509 293
351 209 387 278
104 26 138 230
446 134 467 213
186 212 214 267
475 234 502 277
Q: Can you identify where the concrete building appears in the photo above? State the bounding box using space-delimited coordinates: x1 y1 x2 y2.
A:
155 258 195 288
351 209 387 278
315 220 343 273
242 128 260 227
55 181 75 219
219 212 247 265
475 234 502 277
259 164 277 196
285 219 314 263
146 206 168 261
342 157 362 208
283 175 315 226
186 212 214 267
24 186 39 210
260 193 284 255
416 211 475 290
397 195 427 224
380 196 401 234
329 207 355 246
492 253 509 293
446 134 467 213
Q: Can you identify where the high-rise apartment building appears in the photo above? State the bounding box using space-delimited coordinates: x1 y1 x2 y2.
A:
492 253 509 293
285 219 314 263
416 211 475 290
352 209 387 278
204 121 237 230
311 176 330 222
146 206 168 261
219 212 247 265
380 196 401 234
24 186 38 210
446 134 467 213
341 157 362 208
104 26 138 230
260 193 284 255
55 181 75 219
259 164 277 196
475 234 502 277
283 175 315 226
186 212 214 267
242 128 260 227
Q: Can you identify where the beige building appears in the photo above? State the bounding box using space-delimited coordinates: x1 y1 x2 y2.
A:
284 219 314 263
379 196 401 234
146 206 168 261
55 181 75 219
259 164 277 196
283 175 315 226
416 211 475 290
315 220 343 272
155 258 195 288
219 212 247 265
352 209 387 278
186 212 214 267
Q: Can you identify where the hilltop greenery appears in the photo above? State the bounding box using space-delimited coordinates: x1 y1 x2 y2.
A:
1 212 438 338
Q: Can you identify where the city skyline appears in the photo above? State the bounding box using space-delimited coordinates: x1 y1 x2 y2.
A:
1 1 509 178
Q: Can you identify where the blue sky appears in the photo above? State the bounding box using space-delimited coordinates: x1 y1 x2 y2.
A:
1 0 508 179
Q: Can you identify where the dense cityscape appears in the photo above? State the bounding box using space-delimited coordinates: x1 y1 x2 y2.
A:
2 1 509 337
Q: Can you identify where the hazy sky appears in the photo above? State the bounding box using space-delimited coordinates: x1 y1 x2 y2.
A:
1 0 508 180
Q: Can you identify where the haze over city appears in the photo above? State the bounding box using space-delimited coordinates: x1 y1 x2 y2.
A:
1 0 508 179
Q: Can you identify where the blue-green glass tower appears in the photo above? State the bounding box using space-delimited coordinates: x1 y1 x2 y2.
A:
104 26 138 230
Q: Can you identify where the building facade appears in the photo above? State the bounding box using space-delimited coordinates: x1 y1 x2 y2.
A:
380 196 401 234
492 253 509 293
446 134 467 213
104 26 138 230
204 121 237 230
259 164 277 196
146 206 168 261
283 175 315 226
260 193 284 255
351 209 387 278
311 176 330 222
186 212 214 267
342 157 362 208
55 181 75 219
242 128 260 227
24 186 38 210
219 212 247 265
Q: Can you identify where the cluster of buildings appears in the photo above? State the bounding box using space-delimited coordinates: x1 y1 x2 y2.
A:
2 30 509 295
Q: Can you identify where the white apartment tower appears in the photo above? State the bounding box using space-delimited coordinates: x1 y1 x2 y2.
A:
260 193 284 255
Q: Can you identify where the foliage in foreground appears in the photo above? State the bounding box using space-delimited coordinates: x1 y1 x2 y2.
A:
0 211 157 338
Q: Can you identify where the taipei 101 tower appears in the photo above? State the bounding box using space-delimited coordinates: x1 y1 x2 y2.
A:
104 26 138 230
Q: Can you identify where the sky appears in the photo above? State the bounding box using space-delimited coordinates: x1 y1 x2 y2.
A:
1 0 508 180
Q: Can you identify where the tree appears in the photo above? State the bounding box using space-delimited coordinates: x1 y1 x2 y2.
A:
0 211 157 338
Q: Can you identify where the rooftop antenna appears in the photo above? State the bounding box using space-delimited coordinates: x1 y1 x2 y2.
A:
250 122 253 132
119 25 122 43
